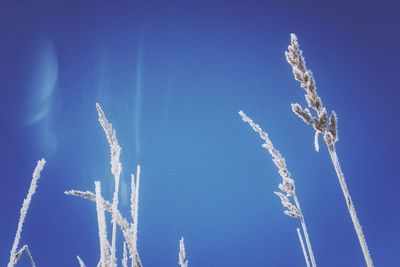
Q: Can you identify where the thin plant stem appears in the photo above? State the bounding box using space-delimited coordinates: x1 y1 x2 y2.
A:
131 166 141 266
297 228 310 267
95 181 109 267
122 242 128 267
327 144 373 267
293 194 316 267
77 255 86 267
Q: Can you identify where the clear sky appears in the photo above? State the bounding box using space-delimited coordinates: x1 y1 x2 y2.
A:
0 1 399 266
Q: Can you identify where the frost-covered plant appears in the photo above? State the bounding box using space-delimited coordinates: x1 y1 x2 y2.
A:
65 103 142 267
96 103 122 267
286 33 373 267
7 159 46 267
178 238 188 267
239 111 316 267
65 103 192 266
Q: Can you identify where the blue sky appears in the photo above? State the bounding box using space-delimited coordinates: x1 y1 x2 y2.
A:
0 1 399 266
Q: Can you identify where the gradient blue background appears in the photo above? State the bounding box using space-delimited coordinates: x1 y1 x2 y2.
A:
0 1 398 266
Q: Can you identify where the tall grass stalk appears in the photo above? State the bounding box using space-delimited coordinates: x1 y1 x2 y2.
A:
179 238 188 267
239 110 316 267
297 228 310 267
65 103 143 266
8 159 46 267
96 103 122 267
286 33 373 267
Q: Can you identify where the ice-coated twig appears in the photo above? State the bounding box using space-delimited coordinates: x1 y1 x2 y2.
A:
179 238 188 267
95 181 109 267
13 245 36 267
8 159 46 267
239 111 316 267
77 255 87 267
286 33 373 267
297 228 310 267
96 103 121 267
